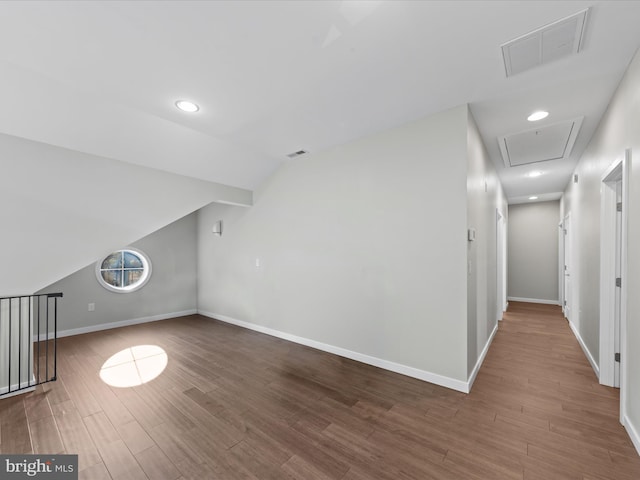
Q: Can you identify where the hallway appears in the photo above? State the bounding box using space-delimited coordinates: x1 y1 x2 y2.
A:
472 301 640 479
1 303 639 479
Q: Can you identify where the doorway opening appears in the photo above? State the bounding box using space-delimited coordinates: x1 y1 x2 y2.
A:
562 212 573 324
599 150 629 409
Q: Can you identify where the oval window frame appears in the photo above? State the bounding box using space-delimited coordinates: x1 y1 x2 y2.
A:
95 248 152 293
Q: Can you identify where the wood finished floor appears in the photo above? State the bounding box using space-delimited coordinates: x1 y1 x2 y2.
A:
1 302 639 479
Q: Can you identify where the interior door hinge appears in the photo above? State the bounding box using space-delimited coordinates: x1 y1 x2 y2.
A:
616 277 622 288
615 352 621 362
617 202 623 212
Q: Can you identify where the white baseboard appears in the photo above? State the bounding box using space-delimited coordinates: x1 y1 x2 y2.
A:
568 320 600 379
199 310 470 393
467 323 498 391
507 296 560 305
36 309 197 340
1 375 36 398
623 414 640 456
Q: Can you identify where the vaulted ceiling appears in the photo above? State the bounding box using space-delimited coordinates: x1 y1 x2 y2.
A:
1 1 639 203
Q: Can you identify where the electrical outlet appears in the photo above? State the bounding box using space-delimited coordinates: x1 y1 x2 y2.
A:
88 303 95 312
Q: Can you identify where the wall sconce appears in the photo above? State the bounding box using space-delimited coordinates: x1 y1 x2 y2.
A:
212 220 223 236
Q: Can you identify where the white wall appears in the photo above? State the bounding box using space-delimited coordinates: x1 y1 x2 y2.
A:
562 47 640 453
0 132 251 296
198 105 471 388
507 201 560 303
466 110 507 378
37 213 198 335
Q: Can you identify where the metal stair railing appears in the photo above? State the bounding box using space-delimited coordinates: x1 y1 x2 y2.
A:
0 292 62 397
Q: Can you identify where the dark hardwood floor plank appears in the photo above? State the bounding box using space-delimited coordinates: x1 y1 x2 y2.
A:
134 445 180 480
115 420 155 456
146 422 205 466
24 390 54 423
79 461 112 480
0 396 32 454
53 405 102 471
82 411 120 449
2 305 639 479
29 415 64 454
280 454 336 480
96 438 146 480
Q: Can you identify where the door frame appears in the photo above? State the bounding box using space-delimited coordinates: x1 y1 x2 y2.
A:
558 219 565 312
563 212 573 324
496 209 507 320
599 150 629 422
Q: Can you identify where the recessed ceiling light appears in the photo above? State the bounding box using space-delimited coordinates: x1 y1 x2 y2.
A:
527 111 549 122
529 196 539 200
175 100 199 113
528 171 543 178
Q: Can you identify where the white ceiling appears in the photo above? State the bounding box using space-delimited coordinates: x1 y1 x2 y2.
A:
0 1 639 202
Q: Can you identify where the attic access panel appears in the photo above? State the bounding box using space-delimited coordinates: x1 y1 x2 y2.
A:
502 8 589 77
498 117 583 168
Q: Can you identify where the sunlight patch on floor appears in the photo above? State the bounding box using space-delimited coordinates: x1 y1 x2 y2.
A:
100 345 167 388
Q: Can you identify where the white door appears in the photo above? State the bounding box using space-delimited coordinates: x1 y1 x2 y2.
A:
496 210 506 320
558 221 564 311
563 214 572 323
613 180 622 387
599 155 628 391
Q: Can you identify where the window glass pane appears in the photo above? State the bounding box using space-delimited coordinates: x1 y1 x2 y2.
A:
123 269 143 287
101 252 122 270
124 252 143 268
97 249 151 293
101 270 122 287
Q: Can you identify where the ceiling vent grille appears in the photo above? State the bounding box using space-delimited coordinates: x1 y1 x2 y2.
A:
501 8 589 77
498 117 583 168
286 150 308 159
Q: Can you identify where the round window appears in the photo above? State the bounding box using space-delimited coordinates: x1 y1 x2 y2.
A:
95 248 152 293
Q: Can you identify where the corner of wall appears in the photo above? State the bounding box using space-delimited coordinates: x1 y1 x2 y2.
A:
624 415 640 456
198 106 472 385
198 310 471 393
465 106 505 382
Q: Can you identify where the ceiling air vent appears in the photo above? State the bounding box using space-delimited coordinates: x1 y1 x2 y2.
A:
498 117 583 168
286 150 308 159
501 8 589 77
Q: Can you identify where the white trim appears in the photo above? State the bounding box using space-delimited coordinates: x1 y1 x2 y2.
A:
496 210 507 322
35 309 197 340
0 386 35 398
467 323 498 390
199 310 471 393
507 296 560 305
568 320 599 379
558 220 565 312
623 414 640 456
563 212 577 325
95 247 152 294
598 150 630 423
0 375 36 398
619 149 631 424
599 158 623 387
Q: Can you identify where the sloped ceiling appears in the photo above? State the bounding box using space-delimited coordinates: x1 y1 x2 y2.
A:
0 1 639 201
0 133 251 296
